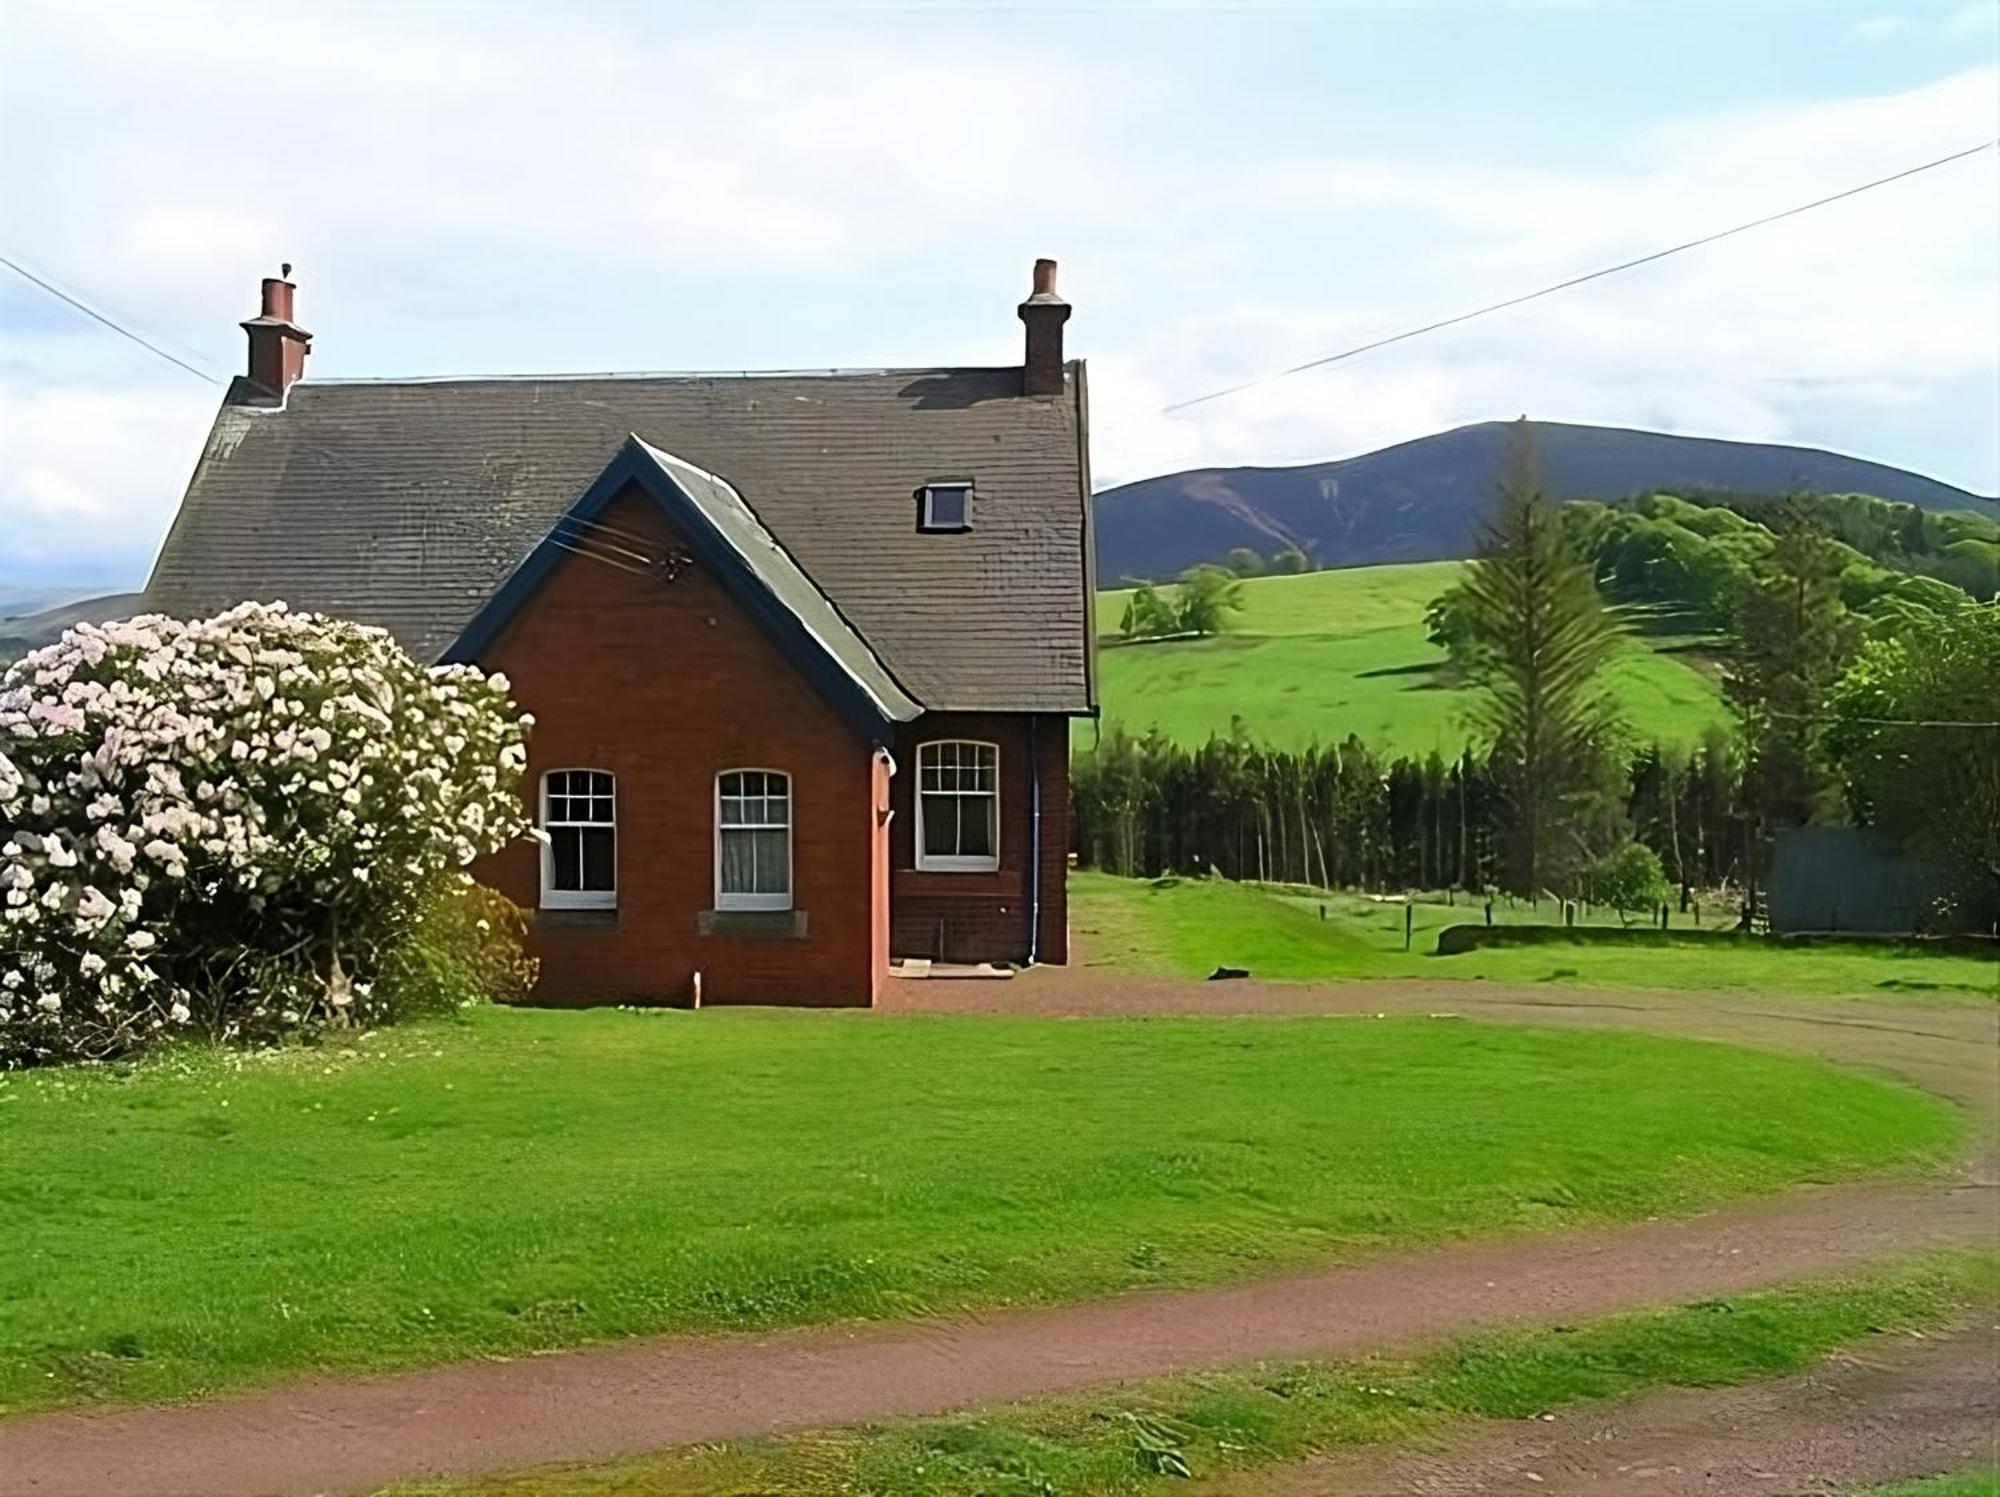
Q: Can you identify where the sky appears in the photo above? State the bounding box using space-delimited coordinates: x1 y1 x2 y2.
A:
1 0 1995 592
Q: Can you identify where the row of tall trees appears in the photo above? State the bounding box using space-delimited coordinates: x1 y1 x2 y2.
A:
1072 726 1745 901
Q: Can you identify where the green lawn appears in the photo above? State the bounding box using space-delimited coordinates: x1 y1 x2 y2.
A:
0 1006 1958 1411
1094 562 1730 756
397 1253 1998 1496
1072 871 2000 999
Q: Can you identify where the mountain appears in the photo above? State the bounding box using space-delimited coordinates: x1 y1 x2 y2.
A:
1094 420 1997 584
0 582 118 620
0 593 145 665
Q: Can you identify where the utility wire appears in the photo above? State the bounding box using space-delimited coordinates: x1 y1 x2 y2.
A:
1163 139 2000 415
0 251 222 385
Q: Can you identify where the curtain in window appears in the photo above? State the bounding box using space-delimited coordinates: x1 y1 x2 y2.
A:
918 742 998 864
718 771 791 904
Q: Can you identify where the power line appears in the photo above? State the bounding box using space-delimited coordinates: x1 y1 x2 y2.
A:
0 252 222 385
1162 139 2000 415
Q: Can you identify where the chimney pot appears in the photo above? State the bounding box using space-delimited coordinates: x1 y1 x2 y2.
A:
1017 257 1071 398
260 275 294 322
242 266 312 399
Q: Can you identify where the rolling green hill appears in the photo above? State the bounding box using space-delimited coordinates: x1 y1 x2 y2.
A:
1095 562 1730 757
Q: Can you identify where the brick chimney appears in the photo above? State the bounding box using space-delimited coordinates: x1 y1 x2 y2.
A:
1017 258 1070 397
241 264 312 398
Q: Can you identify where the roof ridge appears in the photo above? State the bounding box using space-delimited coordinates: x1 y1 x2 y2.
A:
303 366 1021 388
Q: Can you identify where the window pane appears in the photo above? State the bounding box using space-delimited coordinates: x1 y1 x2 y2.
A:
921 793 956 857
925 486 968 529
751 828 789 893
550 826 583 890
580 827 615 890
719 826 754 894
959 795 996 858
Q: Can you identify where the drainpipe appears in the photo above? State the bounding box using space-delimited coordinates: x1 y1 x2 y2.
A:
1026 716 1042 967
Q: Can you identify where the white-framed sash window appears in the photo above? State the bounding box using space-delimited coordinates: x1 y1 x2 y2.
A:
915 740 999 872
716 769 793 910
541 769 616 910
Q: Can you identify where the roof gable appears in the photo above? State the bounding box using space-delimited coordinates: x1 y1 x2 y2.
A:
444 436 920 740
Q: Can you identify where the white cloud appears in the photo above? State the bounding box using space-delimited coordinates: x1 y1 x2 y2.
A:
1847 14 1915 42
0 384 216 578
1 3 1132 305
0 3 1993 586
1944 2 1998 39
1122 67 1998 487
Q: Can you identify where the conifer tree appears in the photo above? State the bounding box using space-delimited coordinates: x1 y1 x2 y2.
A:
1457 422 1628 894
1725 500 1859 852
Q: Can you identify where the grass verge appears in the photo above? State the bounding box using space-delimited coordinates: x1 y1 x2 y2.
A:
387 1252 1998 1496
1072 871 2000 999
0 1007 1959 1412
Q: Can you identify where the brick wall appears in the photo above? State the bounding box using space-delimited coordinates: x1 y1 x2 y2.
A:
476 486 885 1007
889 712 1070 965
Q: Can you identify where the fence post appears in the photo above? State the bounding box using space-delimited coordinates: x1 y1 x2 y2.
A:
1404 902 1414 951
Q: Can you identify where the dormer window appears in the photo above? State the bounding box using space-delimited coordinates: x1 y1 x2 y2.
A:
917 480 973 533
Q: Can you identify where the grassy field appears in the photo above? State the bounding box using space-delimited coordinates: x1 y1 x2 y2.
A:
1094 562 1730 756
396 1253 1998 1496
1072 871 2000 999
0 1006 1958 1411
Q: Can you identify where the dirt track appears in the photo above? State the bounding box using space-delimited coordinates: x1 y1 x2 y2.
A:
3 972 1994 1496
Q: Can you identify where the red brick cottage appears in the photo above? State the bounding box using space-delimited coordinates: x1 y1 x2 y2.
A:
144 263 1097 1006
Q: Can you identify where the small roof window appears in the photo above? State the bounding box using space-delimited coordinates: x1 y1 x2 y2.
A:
917 480 973 534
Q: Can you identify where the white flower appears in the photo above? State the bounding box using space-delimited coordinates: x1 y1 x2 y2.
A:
73 887 118 931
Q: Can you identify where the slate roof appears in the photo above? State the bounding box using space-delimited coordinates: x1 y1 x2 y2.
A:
146 367 1095 713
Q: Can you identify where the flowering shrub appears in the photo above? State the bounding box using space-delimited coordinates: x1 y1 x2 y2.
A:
0 603 532 1064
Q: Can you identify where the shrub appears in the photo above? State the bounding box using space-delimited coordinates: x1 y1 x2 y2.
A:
1580 841 1673 924
1175 564 1247 636
1120 584 1179 640
0 603 532 1065
375 880 538 1020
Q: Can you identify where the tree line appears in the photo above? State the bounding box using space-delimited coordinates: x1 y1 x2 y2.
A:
1072 726 1742 912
